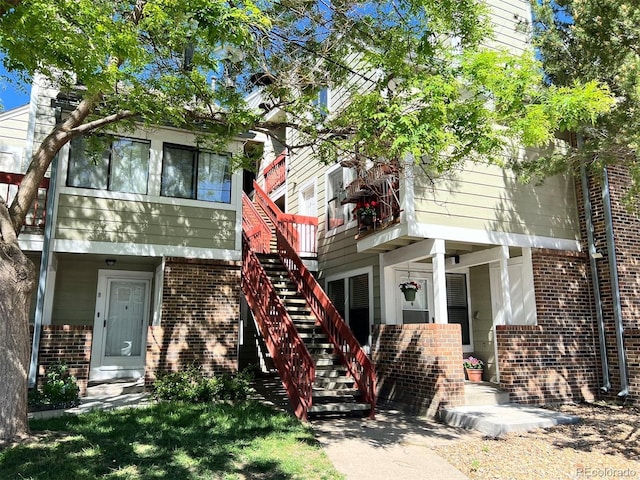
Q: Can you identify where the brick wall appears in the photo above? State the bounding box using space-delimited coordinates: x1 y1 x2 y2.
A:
497 249 598 405
145 257 241 385
577 165 640 401
35 325 93 395
371 323 465 418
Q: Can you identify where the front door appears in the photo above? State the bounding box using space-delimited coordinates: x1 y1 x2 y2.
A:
90 270 153 381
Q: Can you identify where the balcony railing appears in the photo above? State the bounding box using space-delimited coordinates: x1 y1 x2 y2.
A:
0 172 50 231
254 180 318 257
263 151 287 196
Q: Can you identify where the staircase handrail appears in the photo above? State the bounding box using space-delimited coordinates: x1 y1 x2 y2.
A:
241 234 316 420
253 180 318 256
274 227 377 418
242 193 272 254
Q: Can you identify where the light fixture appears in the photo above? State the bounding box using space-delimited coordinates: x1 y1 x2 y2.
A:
105 258 116 267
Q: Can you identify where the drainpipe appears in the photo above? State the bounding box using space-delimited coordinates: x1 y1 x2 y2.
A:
602 166 629 397
580 160 610 392
28 107 61 388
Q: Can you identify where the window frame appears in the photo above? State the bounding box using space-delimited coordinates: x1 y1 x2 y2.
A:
160 143 233 204
325 163 357 235
67 135 151 195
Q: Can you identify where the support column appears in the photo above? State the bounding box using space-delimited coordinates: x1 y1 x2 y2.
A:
432 239 448 324
498 245 512 326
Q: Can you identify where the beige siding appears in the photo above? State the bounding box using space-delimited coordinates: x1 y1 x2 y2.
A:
469 264 497 381
0 105 29 171
55 194 236 249
414 161 580 240
51 256 156 326
485 0 531 55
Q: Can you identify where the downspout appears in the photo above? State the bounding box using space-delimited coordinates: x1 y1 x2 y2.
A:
580 161 610 392
28 106 61 388
602 166 629 397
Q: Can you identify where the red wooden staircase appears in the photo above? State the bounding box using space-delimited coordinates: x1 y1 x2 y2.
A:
242 181 376 420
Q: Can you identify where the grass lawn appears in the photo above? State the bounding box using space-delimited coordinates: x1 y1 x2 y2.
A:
0 401 343 480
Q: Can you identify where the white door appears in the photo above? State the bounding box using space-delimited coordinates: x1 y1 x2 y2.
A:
90 270 153 381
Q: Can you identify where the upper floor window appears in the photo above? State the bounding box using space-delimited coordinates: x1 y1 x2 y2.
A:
160 144 232 203
68 136 150 194
326 165 355 230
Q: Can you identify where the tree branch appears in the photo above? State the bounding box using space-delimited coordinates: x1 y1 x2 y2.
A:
0 196 18 247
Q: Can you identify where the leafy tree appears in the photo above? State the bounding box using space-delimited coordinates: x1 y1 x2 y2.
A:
524 1 640 195
0 0 611 441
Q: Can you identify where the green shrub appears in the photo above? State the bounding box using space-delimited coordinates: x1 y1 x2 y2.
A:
29 362 81 410
153 365 253 403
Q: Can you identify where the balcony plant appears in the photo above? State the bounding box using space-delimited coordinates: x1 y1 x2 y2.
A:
355 200 377 227
463 356 484 382
399 280 421 302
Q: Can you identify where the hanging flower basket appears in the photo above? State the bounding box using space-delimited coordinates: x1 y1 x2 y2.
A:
399 280 421 302
360 213 375 226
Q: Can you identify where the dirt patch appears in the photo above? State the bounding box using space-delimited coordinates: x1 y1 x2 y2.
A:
433 403 640 479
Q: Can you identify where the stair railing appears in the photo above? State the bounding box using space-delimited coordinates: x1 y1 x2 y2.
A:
242 193 272 254
274 227 377 418
241 234 316 420
253 180 318 257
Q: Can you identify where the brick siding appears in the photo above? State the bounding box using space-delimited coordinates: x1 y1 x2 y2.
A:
34 325 93 395
371 323 465 417
145 257 241 386
497 249 598 405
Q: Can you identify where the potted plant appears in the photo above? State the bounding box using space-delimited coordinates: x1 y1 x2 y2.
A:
356 200 377 226
399 280 421 302
463 356 484 382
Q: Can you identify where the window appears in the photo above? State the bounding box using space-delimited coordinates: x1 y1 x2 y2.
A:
161 144 232 203
326 166 355 230
68 137 150 194
327 269 372 347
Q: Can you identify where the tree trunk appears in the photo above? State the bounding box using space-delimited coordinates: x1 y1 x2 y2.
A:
0 201 36 442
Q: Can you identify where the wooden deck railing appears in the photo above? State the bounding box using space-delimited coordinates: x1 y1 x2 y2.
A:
253 180 317 257
242 193 272 254
275 227 377 418
241 234 315 420
0 172 50 230
263 151 287 195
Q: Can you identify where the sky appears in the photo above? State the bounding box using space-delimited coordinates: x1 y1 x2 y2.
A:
0 61 30 111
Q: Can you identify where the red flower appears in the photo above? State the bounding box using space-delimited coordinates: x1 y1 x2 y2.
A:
370 200 377 207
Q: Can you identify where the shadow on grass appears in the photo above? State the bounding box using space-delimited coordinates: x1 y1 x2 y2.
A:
0 401 341 480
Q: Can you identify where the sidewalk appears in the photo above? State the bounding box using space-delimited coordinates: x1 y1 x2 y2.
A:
250 375 475 480
310 406 477 480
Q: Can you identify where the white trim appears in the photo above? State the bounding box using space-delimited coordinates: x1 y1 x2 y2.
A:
410 222 580 251
18 234 44 252
41 253 58 326
325 265 375 348
24 80 40 168
358 219 580 254
53 239 241 261
152 261 165 327
57 186 240 211
380 237 438 267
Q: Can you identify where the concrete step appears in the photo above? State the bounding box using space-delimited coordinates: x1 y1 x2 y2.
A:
86 378 145 397
308 402 371 415
464 381 511 406
440 403 581 437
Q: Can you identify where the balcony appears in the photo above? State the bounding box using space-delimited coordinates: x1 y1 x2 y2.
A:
342 162 401 236
0 171 50 232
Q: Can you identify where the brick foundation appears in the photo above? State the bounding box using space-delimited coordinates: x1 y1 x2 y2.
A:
371 323 465 417
145 257 241 386
35 325 93 396
497 249 598 405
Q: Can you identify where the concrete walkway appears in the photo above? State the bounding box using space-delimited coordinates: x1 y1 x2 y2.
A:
311 407 477 480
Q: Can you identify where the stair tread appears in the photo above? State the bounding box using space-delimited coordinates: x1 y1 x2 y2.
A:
308 402 371 413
